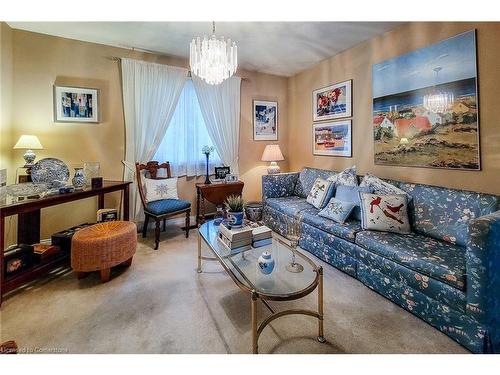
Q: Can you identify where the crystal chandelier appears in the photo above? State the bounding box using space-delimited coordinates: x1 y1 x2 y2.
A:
423 67 454 113
189 22 238 85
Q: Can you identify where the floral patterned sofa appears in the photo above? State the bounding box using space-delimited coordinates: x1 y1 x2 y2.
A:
262 167 500 353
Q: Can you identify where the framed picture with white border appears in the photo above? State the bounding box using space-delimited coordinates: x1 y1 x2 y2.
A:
312 80 352 122
54 85 99 123
312 120 352 157
253 100 278 141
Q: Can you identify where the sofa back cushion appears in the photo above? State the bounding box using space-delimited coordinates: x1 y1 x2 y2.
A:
399 183 498 246
293 167 337 198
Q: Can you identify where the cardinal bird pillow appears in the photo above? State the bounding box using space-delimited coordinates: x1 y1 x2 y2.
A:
359 193 411 234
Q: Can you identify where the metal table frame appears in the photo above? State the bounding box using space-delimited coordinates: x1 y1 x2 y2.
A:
197 224 325 354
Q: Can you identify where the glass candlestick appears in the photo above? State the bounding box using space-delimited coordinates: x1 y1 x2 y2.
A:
285 215 304 273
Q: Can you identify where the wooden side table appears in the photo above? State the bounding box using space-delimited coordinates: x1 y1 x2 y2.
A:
196 181 244 226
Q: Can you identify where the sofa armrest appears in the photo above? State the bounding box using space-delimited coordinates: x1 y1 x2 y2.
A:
466 210 500 325
262 172 299 202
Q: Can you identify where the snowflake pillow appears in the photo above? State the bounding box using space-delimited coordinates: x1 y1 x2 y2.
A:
144 177 179 203
306 178 336 209
318 198 356 224
359 192 411 234
327 165 358 187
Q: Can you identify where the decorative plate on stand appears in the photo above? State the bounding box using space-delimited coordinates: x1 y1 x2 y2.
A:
31 158 70 187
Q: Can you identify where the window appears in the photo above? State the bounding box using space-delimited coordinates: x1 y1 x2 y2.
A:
153 79 221 177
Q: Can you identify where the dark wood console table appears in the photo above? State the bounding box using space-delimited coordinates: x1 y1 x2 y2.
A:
0 180 131 307
196 181 244 226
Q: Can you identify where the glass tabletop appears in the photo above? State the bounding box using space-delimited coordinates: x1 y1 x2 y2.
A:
198 220 319 299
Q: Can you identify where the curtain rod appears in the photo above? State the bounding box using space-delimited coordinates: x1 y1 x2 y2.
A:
108 56 249 81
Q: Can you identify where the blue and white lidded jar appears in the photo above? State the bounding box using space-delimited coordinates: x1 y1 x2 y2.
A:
258 251 275 275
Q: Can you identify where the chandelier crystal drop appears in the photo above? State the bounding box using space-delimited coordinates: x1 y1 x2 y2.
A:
189 22 238 85
423 67 454 113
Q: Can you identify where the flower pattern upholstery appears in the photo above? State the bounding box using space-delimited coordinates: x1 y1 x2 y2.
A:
262 172 299 201
301 211 361 242
356 230 466 290
399 183 498 247
262 166 500 353
293 167 337 198
466 210 500 330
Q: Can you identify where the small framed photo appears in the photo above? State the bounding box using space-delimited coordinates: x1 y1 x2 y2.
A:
313 80 352 122
253 100 278 141
54 85 99 123
215 166 231 180
312 120 352 157
225 174 238 183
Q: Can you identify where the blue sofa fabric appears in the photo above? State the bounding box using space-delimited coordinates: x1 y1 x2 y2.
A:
261 169 500 353
356 231 466 290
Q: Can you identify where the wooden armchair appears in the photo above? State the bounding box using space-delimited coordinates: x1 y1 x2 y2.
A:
136 161 191 250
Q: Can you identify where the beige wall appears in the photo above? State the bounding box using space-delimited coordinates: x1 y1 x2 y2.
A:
0 22 13 181
2 27 288 245
288 22 500 195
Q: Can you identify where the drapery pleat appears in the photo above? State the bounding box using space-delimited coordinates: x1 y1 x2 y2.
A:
121 58 187 221
192 75 242 175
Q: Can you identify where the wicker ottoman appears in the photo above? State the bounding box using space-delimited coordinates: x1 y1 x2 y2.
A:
71 221 137 283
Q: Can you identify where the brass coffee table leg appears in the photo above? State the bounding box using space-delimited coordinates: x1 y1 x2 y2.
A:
317 267 326 343
251 291 258 354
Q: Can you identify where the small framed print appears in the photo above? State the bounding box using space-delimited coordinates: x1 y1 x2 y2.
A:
225 174 238 183
54 85 99 123
253 100 278 141
313 80 352 122
215 166 231 180
312 120 352 157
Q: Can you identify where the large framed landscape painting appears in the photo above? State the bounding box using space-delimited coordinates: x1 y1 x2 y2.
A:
372 30 480 170
312 120 352 157
54 85 99 123
253 100 278 141
313 80 352 121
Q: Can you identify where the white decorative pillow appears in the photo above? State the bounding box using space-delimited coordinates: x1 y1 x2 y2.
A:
359 173 410 199
306 178 335 209
359 192 411 234
327 165 358 187
143 177 179 203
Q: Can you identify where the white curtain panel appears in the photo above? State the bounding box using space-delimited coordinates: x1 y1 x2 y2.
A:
192 75 242 175
121 58 188 221
153 80 222 177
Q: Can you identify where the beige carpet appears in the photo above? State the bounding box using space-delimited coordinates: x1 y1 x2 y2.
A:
0 224 468 354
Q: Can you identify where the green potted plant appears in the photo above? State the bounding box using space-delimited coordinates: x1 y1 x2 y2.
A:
224 195 245 228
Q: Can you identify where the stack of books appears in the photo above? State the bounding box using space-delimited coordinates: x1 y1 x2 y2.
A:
218 222 253 253
217 222 273 253
252 226 272 248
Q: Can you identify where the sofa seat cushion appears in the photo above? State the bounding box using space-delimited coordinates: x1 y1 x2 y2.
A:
301 211 362 242
265 196 318 217
356 231 466 290
146 199 191 216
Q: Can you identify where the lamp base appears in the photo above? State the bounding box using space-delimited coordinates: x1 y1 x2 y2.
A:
267 161 280 174
23 149 36 165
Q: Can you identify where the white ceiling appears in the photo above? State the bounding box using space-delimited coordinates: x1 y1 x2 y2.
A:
8 22 403 77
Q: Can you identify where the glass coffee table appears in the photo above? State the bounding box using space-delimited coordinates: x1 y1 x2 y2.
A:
197 220 325 354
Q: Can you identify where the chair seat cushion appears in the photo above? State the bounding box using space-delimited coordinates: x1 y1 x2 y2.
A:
146 199 191 216
301 211 362 242
356 230 466 290
265 196 318 217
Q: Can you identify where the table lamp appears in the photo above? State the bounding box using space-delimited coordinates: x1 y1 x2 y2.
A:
13 135 44 167
261 144 284 174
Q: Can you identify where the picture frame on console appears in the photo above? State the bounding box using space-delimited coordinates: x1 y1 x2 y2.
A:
312 120 352 157
313 79 352 122
54 85 100 123
215 166 231 180
253 100 278 141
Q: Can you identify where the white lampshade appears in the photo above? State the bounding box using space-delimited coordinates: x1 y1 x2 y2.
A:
13 135 44 150
261 144 284 162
